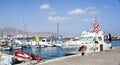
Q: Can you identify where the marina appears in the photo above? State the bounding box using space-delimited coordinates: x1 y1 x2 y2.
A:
0 20 120 65
0 0 120 65
0 40 120 65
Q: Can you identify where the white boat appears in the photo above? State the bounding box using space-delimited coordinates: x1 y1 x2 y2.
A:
61 20 111 55
0 46 10 51
53 43 62 47
39 38 53 47
25 38 54 48
8 41 22 50
11 45 22 50
0 52 13 65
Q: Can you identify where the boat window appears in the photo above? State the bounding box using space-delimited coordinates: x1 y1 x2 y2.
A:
98 37 102 41
73 39 77 41
79 37 87 41
87 37 93 41
93 37 96 41
47 39 50 42
42 40 45 42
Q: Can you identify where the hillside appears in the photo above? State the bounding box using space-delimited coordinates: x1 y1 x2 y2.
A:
0 27 54 37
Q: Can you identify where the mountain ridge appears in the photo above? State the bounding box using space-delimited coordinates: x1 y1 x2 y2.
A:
0 27 54 36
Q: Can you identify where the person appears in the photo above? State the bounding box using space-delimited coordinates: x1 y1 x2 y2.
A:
108 33 112 49
94 41 99 52
108 33 112 43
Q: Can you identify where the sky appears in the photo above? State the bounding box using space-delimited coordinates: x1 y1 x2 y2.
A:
0 0 120 36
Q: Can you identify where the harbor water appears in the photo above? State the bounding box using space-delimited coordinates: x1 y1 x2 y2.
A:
2 47 64 61
2 40 120 61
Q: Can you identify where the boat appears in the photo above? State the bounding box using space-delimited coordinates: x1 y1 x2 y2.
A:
0 52 13 65
0 46 10 51
53 43 62 47
61 20 112 55
8 41 22 50
14 51 42 62
10 44 22 50
38 38 53 47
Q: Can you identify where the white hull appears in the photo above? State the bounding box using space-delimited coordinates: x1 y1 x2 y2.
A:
0 52 13 65
11 46 22 50
61 42 111 54
61 46 81 54
0 47 10 51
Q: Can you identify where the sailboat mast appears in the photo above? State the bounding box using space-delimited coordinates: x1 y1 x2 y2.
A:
23 18 28 37
57 22 59 38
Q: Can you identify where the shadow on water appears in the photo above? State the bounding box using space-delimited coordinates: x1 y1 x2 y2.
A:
63 54 75 56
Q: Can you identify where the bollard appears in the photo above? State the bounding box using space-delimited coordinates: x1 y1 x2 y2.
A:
100 44 103 51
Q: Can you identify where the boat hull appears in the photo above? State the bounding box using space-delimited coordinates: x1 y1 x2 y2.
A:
14 51 42 62
61 46 81 54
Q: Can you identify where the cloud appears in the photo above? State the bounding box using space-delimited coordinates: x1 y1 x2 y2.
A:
48 16 69 22
88 10 99 15
84 6 99 16
67 7 98 16
49 12 57 15
68 8 86 15
40 4 50 9
85 7 96 11
83 18 95 22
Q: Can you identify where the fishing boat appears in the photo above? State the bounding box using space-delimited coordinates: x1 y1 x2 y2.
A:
61 20 112 55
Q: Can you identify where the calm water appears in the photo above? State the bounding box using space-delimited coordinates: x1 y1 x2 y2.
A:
105 40 120 47
2 40 120 60
3 47 64 60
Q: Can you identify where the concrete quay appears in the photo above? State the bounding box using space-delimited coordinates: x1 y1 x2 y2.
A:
37 47 120 65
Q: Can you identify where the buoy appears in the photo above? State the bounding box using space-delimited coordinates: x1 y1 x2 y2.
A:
79 45 87 51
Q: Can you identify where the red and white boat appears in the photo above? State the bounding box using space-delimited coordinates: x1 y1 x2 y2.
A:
14 51 42 62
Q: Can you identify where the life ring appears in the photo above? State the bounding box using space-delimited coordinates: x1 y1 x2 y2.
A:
79 45 87 51
94 28 99 33
93 21 99 28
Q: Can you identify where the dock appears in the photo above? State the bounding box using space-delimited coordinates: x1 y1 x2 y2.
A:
16 47 120 65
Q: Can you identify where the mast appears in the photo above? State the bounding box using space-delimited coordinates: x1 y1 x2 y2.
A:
57 21 59 38
23 18 28 37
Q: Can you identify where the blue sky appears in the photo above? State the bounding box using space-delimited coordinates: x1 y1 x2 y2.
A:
0 0 120 36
